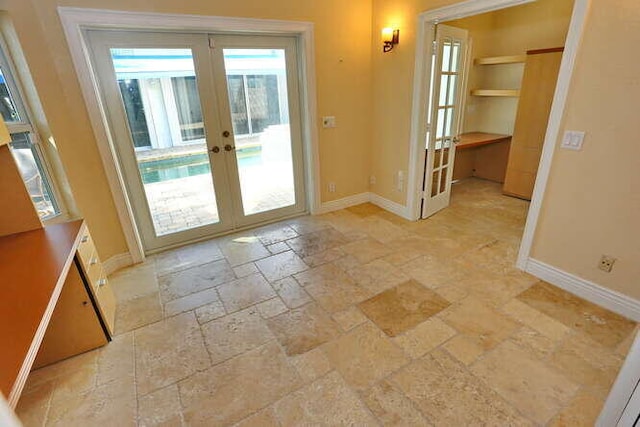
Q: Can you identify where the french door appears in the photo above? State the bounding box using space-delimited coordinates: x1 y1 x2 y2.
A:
421 25 469 219
87 31 306 252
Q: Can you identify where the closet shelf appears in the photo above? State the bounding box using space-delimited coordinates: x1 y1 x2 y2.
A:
470 89 520 97
474 55 526 65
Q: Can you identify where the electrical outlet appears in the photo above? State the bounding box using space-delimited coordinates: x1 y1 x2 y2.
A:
370 175 377 185
322 116 336 128
328 182 336 193
598 255 616 273
396 171 404 192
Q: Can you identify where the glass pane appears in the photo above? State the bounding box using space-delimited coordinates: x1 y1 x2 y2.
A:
440 168 448 193
433 147 441 168
439 75 449 106
441 42 452 72
431 171 439 197
447 75 457 105
445 107 454 138
171 76 205 142
442 147 450 166
9 132 59 219
0 66 21 122
111 48 219 236
223 48 296 216
227 75 249 135
452 42 461 72
436 108 445 139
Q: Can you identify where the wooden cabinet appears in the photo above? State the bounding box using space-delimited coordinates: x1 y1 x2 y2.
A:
503 48 564 199
33 261 108 369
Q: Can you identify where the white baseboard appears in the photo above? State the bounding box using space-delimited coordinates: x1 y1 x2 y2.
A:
525 258 640 322
316 192 371 215
103 252 134 275
369 193 414 220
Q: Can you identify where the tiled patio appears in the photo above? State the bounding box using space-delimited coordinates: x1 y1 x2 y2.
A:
16 178 638 426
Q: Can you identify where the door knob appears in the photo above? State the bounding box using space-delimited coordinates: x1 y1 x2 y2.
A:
224 144 235 152
211 146 220 153
222 130 231 138
452 137 461 144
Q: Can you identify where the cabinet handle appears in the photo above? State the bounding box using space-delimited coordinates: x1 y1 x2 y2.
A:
81 235 89 243
97 279 107 288
90 258 98 266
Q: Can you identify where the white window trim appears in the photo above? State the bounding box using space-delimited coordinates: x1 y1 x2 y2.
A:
58 7 321 264
0 34 66 222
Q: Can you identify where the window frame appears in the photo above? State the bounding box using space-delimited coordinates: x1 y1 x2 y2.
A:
0 35 65 221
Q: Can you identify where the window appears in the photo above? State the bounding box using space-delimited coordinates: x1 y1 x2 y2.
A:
0 44 61 219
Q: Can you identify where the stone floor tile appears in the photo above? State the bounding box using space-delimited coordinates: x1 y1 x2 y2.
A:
517 281 636 349
138 384 183 427
393 318 457 359
289 347 332 383
164 287 220 317
232 262 258 278
348 259 411 297
158 259 235 302
217 273 277 313
115 293 163 334
266 241 290 255
254 223 299 246
332 306 368 331
471 341 579 424
255 250 308 282
392 349 531 426
302 247 345 267
359 280 450 337
361 379 429 426
109 262 159 302
502 298 570 342
255 297 289 318
135 312 209 395
48 376 136 427
285 228 348 258
267 302 341 356
219 235 271 266
153 239 224 276
323 323 409 390
96 332 134 386
201 308 275 365
509 326 556 360
296 263 368 313
273 371 378 425
272 277 313 308
195 300 226 324
15 381 54 427
442 334 486 365
548 391 604 427
340 238 393 264
440 298 520 351
179 342 302 426
234 407 280 427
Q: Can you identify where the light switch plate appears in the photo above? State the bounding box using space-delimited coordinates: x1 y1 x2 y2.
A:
561 130 585 151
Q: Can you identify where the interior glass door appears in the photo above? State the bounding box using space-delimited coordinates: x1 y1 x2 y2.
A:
210 35 306 227
87 31 232 252
422 24 469 219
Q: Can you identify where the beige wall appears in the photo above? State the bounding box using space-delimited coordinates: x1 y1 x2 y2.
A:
2 0 373 260
531 0 640 300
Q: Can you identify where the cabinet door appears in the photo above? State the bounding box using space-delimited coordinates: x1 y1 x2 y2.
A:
503 49 563 200
33 262 108 369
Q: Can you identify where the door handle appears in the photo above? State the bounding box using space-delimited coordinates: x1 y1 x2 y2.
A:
224 144 235 152
452 136 461 144
210 146 220 154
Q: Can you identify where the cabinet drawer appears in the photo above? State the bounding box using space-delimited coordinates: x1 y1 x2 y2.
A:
86 254 104 292
77 228 95 267
95 274 116 335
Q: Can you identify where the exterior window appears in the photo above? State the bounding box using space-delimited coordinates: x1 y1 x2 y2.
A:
0 48 61 219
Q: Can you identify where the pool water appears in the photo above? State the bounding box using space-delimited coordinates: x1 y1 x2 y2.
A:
139 148 262 184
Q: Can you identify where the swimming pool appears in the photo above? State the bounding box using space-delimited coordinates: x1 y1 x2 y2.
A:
138 147 262 184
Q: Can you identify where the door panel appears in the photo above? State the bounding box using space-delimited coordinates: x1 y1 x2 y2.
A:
422 25 469 219
87 31 232 252
210 35 306 227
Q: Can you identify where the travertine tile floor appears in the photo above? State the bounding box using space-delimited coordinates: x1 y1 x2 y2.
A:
17 178 638 426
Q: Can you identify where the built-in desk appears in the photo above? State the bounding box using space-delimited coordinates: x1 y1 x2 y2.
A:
453 132 512 183
0 220 114 408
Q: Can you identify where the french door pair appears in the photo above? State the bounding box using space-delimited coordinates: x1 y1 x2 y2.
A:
87 31 306 252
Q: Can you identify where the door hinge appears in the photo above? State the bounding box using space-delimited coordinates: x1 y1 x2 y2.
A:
209 38 215 49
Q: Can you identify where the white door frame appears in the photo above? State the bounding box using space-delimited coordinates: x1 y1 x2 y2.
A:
406 0 590 269
58 7 322 263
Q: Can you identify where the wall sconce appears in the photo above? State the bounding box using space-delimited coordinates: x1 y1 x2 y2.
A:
382 28 400 53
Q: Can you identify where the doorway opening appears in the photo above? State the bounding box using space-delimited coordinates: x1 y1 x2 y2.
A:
413 0 581 268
